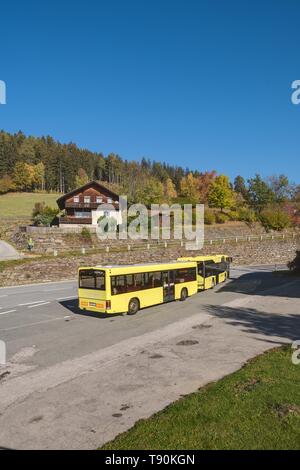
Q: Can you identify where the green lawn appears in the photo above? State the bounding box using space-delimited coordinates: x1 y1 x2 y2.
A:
101 347 300 450
0 192 60 218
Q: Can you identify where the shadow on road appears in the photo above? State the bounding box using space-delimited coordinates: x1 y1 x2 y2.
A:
218 271 300 298
59 299 123 319
205 303 300 341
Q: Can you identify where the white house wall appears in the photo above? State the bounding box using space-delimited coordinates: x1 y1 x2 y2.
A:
91 209 122 226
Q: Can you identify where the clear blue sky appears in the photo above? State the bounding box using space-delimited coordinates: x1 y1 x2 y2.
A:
0 0 300 182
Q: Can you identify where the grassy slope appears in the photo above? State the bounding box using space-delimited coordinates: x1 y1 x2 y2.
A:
101 347 300 450
0 192 60 218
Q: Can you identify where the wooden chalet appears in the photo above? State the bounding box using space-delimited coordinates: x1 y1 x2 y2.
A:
57 181 120 226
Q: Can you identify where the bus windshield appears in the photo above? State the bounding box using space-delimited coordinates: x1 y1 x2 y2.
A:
79 269 105 290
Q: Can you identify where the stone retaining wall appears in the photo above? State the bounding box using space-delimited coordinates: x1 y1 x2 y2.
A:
11 221 299 254
0 237 299 287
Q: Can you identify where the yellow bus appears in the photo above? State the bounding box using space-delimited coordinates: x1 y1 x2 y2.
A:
78 261 198 315
177 255 231 290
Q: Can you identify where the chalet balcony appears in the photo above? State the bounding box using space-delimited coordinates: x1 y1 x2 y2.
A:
64 201 119 210
59 216 92 225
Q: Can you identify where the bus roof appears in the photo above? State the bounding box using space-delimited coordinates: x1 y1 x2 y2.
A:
177 254 229 262
78 260 197 273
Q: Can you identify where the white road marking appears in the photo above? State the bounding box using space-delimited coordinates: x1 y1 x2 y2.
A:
28 302 50 308
0 278 76 290
222 297 252 308
0 317 68 331
0 309 17 316
18 300 47 306
46 287 76 292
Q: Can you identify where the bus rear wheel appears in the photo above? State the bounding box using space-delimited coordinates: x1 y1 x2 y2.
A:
180 288 188 301
128 298 139 315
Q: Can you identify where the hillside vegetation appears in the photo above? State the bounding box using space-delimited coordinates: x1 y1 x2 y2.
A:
0 192 59 218
0 130 299 230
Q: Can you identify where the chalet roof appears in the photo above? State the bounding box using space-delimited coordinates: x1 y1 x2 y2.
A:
56 180 119 210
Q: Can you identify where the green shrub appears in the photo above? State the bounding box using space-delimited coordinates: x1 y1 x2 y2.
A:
288 250 300 274
32 202 59 226
237 207 257 224
0 175 15 194
204 209 216 225
227 209 239 221
81 227 92 239
260 206 291 231
215 212 228 224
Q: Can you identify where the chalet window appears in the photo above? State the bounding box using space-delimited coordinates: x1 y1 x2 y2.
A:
107 197 112 203
84 196 90 203
75 211 90 218
96 196 103 204
73 196 79 203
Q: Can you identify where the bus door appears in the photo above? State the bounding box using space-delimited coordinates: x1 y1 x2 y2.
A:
162 270 175 302
215 263 220 284
204 260 216 288
197 262 205 290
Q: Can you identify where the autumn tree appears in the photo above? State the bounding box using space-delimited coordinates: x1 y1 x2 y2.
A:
247 174 274 212
75 168 89 188
179 173 200 204
164 178 177 203
267 175 290 203
234 175 248 198
13 162 34 190
0 175 15 194
135 177 164 206
197 171 216 203
33 162 45 190
208 174 234 212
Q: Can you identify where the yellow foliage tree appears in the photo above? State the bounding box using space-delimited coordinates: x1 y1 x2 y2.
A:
179 173 200 204
164 178 177 203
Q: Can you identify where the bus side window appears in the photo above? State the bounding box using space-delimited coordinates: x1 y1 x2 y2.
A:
175 268 196 283
111 276 116 295
111 275 126 294
95 271 105 289
204 262 214 278
144 272 154 288
220 261 227 272
126 274 134 292
197 262 204 276
153 271 162 287
134 273 144 290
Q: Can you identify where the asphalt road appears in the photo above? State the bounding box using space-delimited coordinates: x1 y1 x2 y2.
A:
0 240 20 261
0 264 299 449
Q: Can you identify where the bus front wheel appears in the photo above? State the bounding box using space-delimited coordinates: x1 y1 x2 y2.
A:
128 298 139 315
180 288 188 301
